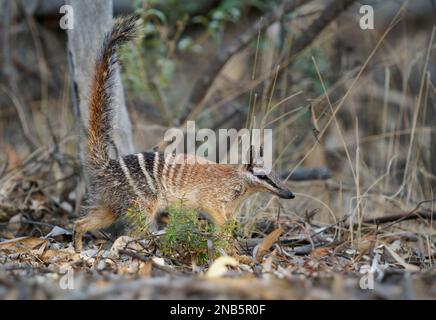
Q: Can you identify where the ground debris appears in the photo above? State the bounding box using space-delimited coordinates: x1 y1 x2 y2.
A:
0 147 435 299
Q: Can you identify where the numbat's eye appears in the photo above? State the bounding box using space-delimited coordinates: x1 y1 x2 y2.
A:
257 174 267 180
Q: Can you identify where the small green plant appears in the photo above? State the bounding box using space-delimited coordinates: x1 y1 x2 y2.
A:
124 200 238 265
160 202 238 265
125 200 153 238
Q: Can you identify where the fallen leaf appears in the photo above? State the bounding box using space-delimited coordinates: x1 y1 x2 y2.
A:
8 214 23 236
383 244 420 272
44 226 72 239
151 257 166 267
109 236 138 258
205 256 239 278
138 260 153 276
80 249 99 259
0 236 46 253
35 240 48 256
262 255 274 273
235 254 253 265
311 247 330 259
118 261 140 275
40 249 80 263
254 227 284 262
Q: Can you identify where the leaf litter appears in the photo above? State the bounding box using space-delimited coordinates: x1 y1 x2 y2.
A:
0 147 435 299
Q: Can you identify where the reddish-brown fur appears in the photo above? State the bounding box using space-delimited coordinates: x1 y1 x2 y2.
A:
73 16 294 252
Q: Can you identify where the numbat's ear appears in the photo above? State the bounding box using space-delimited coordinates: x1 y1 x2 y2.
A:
240 145 253 172
241 145 263 172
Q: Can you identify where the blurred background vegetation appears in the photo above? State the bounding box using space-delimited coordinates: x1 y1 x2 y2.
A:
1 0 436 222
0 0 435 227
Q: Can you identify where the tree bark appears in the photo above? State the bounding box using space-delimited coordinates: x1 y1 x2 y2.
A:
66 0 134 171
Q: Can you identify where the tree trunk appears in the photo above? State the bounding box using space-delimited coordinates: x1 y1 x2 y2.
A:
66 0 134 175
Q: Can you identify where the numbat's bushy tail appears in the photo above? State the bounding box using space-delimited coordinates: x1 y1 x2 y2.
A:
74 15 294 253
87 16 138 169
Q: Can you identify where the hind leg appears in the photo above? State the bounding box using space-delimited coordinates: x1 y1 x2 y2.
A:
140 198 160 232
73 207 116 252
204 208 227 227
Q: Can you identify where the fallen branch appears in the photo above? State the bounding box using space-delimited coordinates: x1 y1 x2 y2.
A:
362 210 436 225
118 249 176 274
0 218 63 230
281 166 332 181
285 0 356 64
351 198 436 227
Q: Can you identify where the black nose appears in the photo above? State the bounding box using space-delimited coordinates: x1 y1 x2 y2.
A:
279 190 295 199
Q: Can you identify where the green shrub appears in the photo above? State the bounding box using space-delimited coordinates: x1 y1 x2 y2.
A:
160 202 238 265
125 201 154 238
124 200 238 265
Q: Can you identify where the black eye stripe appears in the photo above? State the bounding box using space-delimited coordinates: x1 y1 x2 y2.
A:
266 177 278 188
257 174 278 188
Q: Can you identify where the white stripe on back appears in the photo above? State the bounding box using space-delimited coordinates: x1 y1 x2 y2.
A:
167 159 177 187
153 152 161 190
174 162 186 188
161 153 174 191
119 157 147 202
136 153 156 193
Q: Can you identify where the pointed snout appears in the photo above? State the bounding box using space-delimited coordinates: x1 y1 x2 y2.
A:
277 189 295 199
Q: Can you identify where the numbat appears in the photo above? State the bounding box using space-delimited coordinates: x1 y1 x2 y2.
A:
73 16 295 252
